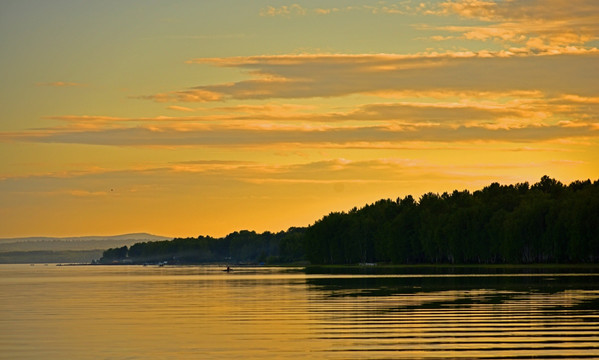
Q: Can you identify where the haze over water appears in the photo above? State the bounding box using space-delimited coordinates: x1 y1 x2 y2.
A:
1 265 598 359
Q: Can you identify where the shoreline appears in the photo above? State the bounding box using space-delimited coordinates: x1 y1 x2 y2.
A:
14 262 599 275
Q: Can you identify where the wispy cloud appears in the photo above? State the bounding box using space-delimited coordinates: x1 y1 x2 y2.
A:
261 1 598 54
434 0 599 23
260 4 307 17
8 87 596 147
1 151 584 237
1 157 586 205
423 0 599 53
167 105 196 112
0 159 416 198
146 33 248 40
259 3 412 17
138 89 223 102
0 157 490 193
34 89 599 125
163 52 599 103
3 121 597 148
259 0 599 54
36 81 84 87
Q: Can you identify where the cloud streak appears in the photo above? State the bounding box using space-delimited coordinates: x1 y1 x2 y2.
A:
259 3 408 17
36 81 84 87
0 157 563 194
260 4 307 17
4 122 596 147
260 1 599 54
166 52 599 103
7 88 597 148
426 0 599 53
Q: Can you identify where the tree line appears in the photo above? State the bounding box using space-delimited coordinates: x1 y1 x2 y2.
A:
100 176 599 265
99 227 305 265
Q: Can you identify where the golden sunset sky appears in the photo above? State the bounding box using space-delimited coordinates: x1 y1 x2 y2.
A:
1 0 598 238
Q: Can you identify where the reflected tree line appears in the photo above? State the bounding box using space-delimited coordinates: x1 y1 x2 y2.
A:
100 176 599 265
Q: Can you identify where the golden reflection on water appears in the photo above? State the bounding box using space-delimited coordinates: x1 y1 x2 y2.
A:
1 265 598 359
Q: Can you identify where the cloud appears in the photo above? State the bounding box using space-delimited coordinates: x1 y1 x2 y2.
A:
174 52 599 102
167 105 196 112
425 0 599 52
340 101 533 124
139 89 224 103
258 0 599 44
3 151 588 237
314 8 338 15
0 158 423 198
0 157 483 204
29 101 520 126
4 121 597 148
17 87 599 145
225 103 313 111
437 0 599 22
260 4 306 17
259 0 599 56
2 157 588 207
33 83 599 134
147 33 248 40
36 81 84 87
66 190 111 197
260 3 412 17
44 115 128 122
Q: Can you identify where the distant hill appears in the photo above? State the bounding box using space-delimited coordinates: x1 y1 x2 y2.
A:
0 233 171 263
0 250 105 264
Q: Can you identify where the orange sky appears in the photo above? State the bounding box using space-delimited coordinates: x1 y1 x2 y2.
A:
1 0 598 238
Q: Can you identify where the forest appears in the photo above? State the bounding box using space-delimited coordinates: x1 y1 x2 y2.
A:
99 176 599 265
99 227 305 265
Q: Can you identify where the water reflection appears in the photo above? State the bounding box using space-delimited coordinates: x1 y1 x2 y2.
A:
306 273 599 359
0 265 598 359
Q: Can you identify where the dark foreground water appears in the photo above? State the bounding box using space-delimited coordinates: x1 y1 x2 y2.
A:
1 265 598 359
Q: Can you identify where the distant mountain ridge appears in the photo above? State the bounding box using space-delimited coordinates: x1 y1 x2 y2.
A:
0 233 171 252
0 232 170 243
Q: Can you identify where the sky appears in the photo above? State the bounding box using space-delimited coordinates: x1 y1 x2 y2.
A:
1 0 598 238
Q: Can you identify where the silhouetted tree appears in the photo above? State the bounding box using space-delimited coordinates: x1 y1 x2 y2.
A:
100 176 599 266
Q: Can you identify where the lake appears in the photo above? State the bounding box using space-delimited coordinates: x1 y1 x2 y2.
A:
1 265 598 359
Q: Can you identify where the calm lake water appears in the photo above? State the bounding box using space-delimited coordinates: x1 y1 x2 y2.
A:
1 265 599 359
